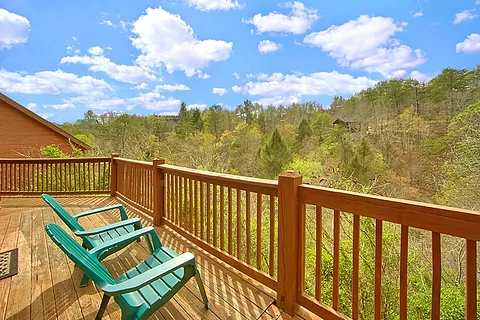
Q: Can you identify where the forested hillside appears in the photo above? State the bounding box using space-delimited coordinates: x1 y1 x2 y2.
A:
61 66 480 211
58 66 480 319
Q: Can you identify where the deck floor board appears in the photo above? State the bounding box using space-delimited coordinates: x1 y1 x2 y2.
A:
0 196 316 319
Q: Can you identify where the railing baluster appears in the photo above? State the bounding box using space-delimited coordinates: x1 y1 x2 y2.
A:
176 175 180 226
189 178 193 233
269 195 275 276
333 210 340 310
220 186 225 251
315 206 323 301
246 191 251 265
400 225 408 320
236 188 242 260
228 187 233 255
200 181 204 239
207 183 211 243
431 232 441 320
256 193 263 270
466 239 477 320
183 176 187 229
352 214 360 319
213 184 218 246
375 219 383 320
194 179 199 236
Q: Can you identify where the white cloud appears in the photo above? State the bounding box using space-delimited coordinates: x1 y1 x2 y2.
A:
197 71 212 79
454 9 479 25
61 53 157 84
131 6 233 77
88 46 104 56
0 69 113 96
185 0 242 11
68 86 183 111
100 19 114 26
232 85 243 93
135 83 149 90
413 10 423 18
68 96 128 110
26 103 37 110
0 9 30 50
410 70 431 82
258 40 282 54
213 87 227 96
155 84 190 91
232 72 240 79
456 33 480 53
477 0 480 5
39 113 54 120
256 94 301 106
187 103 207 110
232 71 376 105
72 36 78 42
304 15 427 77
243 2 318 35
49 103 75 110
130 93 181 110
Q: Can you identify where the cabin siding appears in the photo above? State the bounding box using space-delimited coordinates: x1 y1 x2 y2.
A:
0 99 76 157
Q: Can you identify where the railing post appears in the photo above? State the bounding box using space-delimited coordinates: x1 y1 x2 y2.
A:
110 153 119 197
277 170 302 316
153 158 166 226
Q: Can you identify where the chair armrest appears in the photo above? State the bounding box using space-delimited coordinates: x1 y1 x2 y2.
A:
101 252 196 295
74 218 141 236
73 204 129 220
89 226 159 258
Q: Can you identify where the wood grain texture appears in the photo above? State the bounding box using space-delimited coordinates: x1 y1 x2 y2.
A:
431 232 441 320
465 239 477 320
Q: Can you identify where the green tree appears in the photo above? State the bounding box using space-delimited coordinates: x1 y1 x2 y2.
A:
258 128 291 178
296 119 312 144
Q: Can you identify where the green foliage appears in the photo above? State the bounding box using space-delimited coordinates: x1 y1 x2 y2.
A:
41 145 69 158
258 129 290 178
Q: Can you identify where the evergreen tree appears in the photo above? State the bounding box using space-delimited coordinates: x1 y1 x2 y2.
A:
258 128 291 178
296 119 312 144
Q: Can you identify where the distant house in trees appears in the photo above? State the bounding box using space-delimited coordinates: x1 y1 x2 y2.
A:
0 93 90 158
332 118 362 132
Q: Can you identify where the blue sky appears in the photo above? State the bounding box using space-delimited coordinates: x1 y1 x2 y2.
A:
1 0 479 123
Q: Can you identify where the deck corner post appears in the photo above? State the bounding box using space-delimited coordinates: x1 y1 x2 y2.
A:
110 153 120 197
277 170 303 316
153 158 166 226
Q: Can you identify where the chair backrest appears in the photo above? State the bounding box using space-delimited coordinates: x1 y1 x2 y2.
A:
42 194 85 232
45 223 115 286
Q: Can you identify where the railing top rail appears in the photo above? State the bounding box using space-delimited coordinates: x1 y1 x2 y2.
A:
159 164 278 196
114 157 152 168
0 157 111 164
299 184 480 240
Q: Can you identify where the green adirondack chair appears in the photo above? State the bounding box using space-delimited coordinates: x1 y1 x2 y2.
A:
42 193 153 286
45 223 210 320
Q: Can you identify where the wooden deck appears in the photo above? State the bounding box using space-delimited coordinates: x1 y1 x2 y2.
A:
0 196 315 320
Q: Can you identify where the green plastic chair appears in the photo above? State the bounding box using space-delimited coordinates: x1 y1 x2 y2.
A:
42 193 153 286
45 223 210 320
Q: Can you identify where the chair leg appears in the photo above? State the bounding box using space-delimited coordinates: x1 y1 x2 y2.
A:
195 272 210 309
80 273 90 287
95 294 111 320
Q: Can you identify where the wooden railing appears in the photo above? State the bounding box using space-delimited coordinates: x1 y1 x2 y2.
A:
0 157 111 195
296 183 480 320
159 164 279 290
2 155 479 319
113 157 155 217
